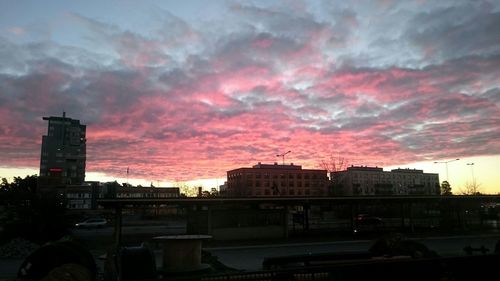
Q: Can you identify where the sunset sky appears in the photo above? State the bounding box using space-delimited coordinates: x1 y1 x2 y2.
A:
0 1 499 193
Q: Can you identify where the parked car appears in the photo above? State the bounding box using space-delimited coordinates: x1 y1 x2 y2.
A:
354 214 383 234
75 218 107 228
355 214 383 225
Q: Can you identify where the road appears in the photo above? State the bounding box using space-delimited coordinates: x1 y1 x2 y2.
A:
2 231 499 280
71 224 500 272
71 223 186 237
205 234 500 271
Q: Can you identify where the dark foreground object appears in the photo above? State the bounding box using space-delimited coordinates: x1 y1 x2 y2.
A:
17 237 500 281
205 254 500 281
17 240 97 281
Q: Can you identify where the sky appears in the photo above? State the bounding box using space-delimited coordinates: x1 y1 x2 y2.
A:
0 0 499 193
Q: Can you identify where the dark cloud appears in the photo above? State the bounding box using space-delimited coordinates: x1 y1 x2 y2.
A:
406 3 500 62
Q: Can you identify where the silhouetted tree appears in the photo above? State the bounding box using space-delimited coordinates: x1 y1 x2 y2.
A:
199 188 220 198
0 175 38 193
440 181 452 195
460 179 482 195
210 187 219 197
317 149 350 196
317 152 349 174
0 175 69 244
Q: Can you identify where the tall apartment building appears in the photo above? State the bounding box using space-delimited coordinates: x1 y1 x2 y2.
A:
227 163 329 197
331 166 440 196
39 112 86 185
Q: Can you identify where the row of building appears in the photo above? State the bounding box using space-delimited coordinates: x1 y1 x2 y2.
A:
225 163 440 197
38 179 180 210
37 113 440 210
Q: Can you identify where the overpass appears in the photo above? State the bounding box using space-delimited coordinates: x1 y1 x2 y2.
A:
98 195 500 244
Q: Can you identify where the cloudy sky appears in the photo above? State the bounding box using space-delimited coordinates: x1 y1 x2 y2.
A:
0 0 499 192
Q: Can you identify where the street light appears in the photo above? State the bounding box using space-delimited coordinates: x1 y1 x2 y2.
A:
434 158 460 182
276 150 291 165
467 163 475 182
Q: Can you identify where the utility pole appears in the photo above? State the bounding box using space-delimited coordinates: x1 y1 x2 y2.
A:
126 167 129 185
276 150 291 165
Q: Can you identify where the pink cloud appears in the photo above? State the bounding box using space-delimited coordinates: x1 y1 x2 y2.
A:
1 4 499 183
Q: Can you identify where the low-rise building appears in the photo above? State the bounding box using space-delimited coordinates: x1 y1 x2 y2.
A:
115 187 180 199
64 183 180 209
331 166 440 196
66 185 94 209
227 162 329 197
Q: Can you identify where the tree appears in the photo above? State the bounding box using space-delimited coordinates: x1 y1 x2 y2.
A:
317 152 349 174
460 179 482 195
0 175 38 193
0 175 69 244
200 188 220 198
317 150 350 196
173 181 198 197
210 187 219 197
440 181 452 195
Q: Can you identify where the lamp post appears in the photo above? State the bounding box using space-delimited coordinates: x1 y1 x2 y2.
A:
276 150 291 165
467 163 475 182
434 158 460 182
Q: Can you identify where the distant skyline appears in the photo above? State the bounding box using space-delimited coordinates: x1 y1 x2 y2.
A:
0 1 499 193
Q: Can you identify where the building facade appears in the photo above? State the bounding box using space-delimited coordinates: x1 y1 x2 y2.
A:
331 166 440 196
227 163 329 197
115 187 180 199
39 113 86 185
65 183 181 210
65 183 100 209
